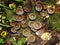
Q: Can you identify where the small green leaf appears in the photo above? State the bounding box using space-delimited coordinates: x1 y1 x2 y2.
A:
0 23 11 27
15 0 23 2
5 9 13 22
18 37 26 45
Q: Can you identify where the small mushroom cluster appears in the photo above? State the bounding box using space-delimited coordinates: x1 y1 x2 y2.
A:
0 0 60 45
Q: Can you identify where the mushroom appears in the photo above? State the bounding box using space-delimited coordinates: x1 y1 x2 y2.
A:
33 22 42 29
27 34 36 42
16 15 24 21
22 29 31 37
24 5 31 12
21 23 27 28
36 28 46 37
13 23 20 30
16 7 24 15
40 10 48 17
35 1 42 11
10 21 16 26
28 37 42 45
21 20 26 24
29 13 36 20
31 27 38 32
11 28 17 33
42 2 47 9
31 0 36 5
47 7 55 14
28 21 34 28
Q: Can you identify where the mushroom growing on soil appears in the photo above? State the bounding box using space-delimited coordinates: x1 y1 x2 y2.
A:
22 29 31 37
42 2 47 9
47 5 55 14
13 23 20 30
27 34 36 42
21 23 27 28
35 2 42 11
40 10 48 17
28 37 42 45
29 13 36 20
11 28 17 33
24 5 31 12
28 21 34 28
16 7 24 15
33 22 42 29
16 15 24 21
10 21 16 26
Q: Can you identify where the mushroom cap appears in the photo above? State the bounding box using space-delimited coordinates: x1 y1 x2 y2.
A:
16 15 24 21
29 13 36 20
35 4 42 11
10 21 15 26
11 28 17 33
13 23 20 30
28 21 34 28
47 8 55 14
31 27 37 32
22 29 31 37
21 23 27 28
16 8 24 15
33 22 42 29
21 20 26 24
27 34 36 42
24 5 31 12
40 10 48 17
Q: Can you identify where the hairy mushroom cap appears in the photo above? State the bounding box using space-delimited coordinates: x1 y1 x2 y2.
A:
29 13 36 20
16 7 24 15
21 23 27 28
42 2 47 9
35 1 42 11
16 15 24 21
27 34 36 42
24 5 31 12
11 28 17 33
22 29 31 37
47 8 55 14
10 21 16 26
28 21 34 28
40 10 48 17
33 22 42 29
13 23 20 30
